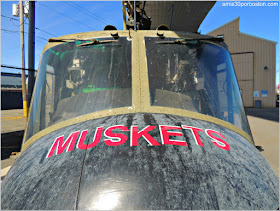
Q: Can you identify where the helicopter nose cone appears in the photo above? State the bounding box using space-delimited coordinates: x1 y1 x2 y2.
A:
1 113 279 210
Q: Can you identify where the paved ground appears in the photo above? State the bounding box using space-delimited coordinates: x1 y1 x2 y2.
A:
1 109 27 133
1 108 279 181
245 108 279 175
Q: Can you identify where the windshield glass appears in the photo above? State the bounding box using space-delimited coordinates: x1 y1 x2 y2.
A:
145 37 251 135
25 37 132 141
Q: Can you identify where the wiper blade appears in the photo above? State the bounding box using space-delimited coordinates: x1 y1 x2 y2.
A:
48 38 118 46
76 39 118 47
156 37 224 44
48 38 77 42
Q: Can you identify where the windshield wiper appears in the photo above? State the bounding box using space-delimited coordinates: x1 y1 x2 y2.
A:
156 37 224 45
76 39 118 47
48 38 118 47
48 38 77 42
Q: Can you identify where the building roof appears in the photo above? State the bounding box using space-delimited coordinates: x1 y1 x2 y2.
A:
206 17 240 35
1 73 26 89
207 17 277 44
239 32 277 44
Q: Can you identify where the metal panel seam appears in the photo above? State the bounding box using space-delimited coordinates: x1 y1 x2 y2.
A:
74 146 89 210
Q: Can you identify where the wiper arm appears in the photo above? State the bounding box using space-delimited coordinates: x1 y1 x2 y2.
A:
48 38 118 46
156 37 224 44
76 39 118 47
48 38 77 42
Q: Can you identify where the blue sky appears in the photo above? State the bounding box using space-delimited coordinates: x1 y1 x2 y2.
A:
1 1 279 85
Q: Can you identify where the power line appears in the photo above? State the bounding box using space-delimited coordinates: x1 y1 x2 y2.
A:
72 2 110 25
37 2 96 31
1 14 57 37
63 1 109 25
1 14 18 21
1 29 48 41
1 65 37 72
1 29 18 33
1 29 46 44
2 14 28 26
71 2 110 24
34 26 57 37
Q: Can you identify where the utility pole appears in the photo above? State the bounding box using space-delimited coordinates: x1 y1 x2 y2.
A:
27 1 35 108
20 0 28 117
122 2 126 30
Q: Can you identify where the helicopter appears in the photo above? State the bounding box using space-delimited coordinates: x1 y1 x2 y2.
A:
1 1 279 209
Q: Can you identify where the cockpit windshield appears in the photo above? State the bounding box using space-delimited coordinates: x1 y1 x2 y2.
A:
25 37 132 141
25 35 252 143
145 37 251 135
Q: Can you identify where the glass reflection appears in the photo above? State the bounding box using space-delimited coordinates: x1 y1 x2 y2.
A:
92 189 120 210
